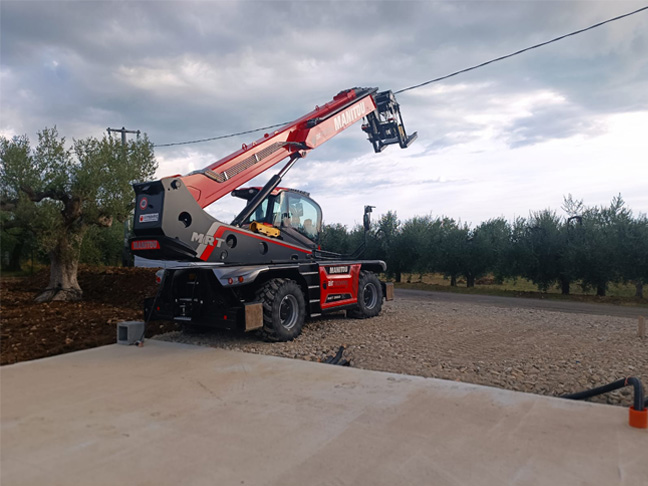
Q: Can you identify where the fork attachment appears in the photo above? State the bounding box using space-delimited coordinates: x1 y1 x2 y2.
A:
362 90 418 153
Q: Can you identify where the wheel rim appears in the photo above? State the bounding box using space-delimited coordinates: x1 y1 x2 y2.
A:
363 283 378 309
279 294 299 330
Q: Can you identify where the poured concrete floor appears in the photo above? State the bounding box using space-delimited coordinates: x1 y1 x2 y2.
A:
1 340 646 486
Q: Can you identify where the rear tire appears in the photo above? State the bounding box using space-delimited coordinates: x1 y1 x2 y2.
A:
255 278 306 341
349 271 383 319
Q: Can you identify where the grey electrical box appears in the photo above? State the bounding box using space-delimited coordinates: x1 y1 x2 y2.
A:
117 321 145 345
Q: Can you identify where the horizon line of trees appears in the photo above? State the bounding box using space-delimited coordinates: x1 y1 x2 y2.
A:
320 194 648 298
2 129 645 301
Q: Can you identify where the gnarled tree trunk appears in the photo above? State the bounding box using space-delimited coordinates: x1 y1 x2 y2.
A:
35 229 85 302
635 281 644 299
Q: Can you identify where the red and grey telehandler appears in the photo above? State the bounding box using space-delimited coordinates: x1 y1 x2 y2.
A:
130 87 416 340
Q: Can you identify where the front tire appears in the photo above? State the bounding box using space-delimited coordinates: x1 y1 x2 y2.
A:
255 278 306 341
349 271 383 319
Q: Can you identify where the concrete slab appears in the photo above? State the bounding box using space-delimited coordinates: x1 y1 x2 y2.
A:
1 341 646 486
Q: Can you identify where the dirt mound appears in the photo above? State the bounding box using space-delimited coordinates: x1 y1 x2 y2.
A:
1 266 177 365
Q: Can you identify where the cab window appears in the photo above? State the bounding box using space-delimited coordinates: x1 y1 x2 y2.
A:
280 193 321 241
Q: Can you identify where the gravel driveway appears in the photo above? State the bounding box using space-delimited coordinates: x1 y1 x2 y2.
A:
155 296 648 407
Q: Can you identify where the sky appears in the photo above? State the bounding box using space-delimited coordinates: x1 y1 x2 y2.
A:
2 0 647 228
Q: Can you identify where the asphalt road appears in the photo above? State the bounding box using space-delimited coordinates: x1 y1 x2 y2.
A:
395 288 648 319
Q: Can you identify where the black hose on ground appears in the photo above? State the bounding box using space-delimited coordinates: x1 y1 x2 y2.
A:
135 278 165 345
627 377 645 412
136 294 156 344
326 346 345 365
561 376 645 411
323 346 346 365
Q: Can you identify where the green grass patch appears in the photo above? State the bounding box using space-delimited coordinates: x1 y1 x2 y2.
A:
396 273 648 308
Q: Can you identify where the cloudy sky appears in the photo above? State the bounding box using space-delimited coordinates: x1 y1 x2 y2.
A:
2 0 647 228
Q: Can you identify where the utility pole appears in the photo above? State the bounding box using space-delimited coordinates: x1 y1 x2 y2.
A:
107 127 140 269
107 127 140 146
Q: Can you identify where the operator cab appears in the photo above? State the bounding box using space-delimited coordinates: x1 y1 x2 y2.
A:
232 187 322 247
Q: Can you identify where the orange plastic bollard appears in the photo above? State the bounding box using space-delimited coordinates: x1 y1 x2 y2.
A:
628 406 647 429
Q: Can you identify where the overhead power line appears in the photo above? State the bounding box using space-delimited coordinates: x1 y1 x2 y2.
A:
154 122 290 147
394 5 648 94
154 5 648 148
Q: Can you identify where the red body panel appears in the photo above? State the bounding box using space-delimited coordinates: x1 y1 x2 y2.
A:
318 264 361 310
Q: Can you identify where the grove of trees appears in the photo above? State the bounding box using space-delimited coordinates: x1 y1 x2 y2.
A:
320 195 648 298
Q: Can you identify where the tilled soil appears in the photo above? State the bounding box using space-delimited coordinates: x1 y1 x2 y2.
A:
0 267 177 365
156 299 648 407
2 267 646 407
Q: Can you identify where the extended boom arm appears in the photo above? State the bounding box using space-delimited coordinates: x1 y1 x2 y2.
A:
177 87 416 209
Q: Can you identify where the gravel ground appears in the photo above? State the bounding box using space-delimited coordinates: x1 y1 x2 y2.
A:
154 299 648 407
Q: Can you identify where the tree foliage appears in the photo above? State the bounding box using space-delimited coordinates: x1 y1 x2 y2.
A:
318 195 647 298
1 127 157 300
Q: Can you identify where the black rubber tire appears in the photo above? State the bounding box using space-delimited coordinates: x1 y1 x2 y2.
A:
349 271 383 319
255 278 306 341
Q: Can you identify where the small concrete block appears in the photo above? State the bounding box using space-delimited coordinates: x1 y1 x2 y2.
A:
117 321 145 345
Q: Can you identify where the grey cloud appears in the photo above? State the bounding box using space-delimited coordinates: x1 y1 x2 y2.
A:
504 105 606 148
1 1 647 175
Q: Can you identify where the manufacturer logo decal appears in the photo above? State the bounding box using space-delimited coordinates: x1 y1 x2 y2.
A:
139 213 159 223
192 232 225 247
326 266 350 274
131 240 159 250
333 101 367 131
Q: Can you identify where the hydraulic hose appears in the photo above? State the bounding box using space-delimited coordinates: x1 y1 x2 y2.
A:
561 377 644 411
322 346 349 366
561 376 646 429
324 346 345 365
135 286 160 345
135 272 167 345
626 377 645 412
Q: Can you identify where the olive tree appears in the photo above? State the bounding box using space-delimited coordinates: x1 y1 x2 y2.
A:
520 209 573 293
319 223 351 254
458 218 510 288
398 215 442 281
623 215 648 298
436 218 469 286
369 211 402 281
0 127 156 301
